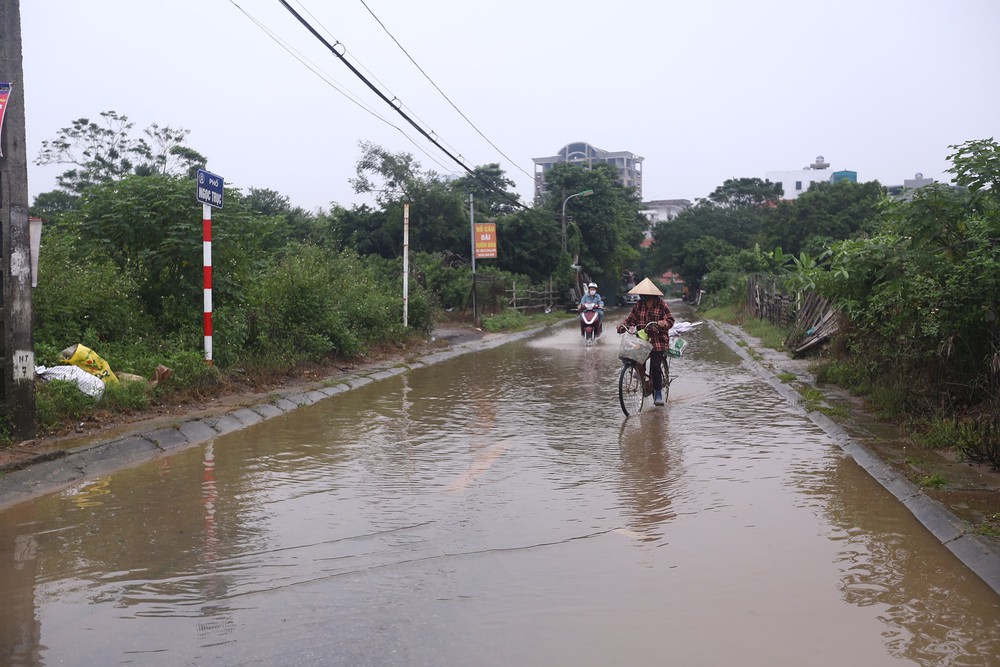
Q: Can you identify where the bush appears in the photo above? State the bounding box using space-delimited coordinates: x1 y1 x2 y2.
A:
956 418 1000 470
33 224 153 348
35 380 99 432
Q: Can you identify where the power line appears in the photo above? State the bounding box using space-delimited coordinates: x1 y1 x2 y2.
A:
355 0 534 182
227 0 459 177
276 0 534 214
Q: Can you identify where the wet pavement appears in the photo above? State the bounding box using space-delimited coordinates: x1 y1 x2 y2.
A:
2 314 999 666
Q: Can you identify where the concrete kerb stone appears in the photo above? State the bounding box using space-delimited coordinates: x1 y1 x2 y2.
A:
707 319 1000 595
250 403 285 420
179 420 220 444
0 322 558 511
143 428 191 451
231 408 265 427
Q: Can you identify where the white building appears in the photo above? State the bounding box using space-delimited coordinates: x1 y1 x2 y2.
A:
641 199 692 224
766 155 833 200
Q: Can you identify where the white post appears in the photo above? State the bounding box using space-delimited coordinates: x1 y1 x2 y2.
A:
469 194 477 325
403 203 409 327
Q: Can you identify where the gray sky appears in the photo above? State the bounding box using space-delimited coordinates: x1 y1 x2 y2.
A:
19 0 1000 212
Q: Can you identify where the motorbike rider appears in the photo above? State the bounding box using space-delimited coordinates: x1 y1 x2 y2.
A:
616 278 674 406
578 282 605 335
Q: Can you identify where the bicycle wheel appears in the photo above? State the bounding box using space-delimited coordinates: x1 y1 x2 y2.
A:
658 356 671 403
619 362 645 416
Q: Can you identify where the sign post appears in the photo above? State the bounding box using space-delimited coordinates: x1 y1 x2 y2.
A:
196 169 224 363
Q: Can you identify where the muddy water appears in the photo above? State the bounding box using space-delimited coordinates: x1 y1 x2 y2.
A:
2 321 999 666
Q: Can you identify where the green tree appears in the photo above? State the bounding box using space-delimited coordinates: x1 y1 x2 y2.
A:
35 110 207 194
758 180 884 256
707 177 783 208
541 163 645 287
72 174 258 333
811 139 1000 407
449 163 521 216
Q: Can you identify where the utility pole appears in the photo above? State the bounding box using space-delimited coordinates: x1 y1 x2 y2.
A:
0 0 36 440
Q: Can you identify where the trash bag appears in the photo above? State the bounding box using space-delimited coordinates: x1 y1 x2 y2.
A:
35 365 105 399
60 344 118 383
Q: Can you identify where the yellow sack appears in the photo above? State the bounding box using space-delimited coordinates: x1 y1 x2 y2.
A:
60 344 119 383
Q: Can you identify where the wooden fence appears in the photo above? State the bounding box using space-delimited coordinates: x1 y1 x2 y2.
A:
746 274 840 357
507 279 559 313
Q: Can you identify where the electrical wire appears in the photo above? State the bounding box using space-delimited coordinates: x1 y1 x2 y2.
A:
355 0 534 182
276 0 536 215
227 0 459 178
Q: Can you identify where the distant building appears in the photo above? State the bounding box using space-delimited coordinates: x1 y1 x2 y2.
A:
766 155 837 200
831 170 857 183
641 199 692 224
640 199 693 246
904 172 935 189
886 172 937 197
533 141 643 201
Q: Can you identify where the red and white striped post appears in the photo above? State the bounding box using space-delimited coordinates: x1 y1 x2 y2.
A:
196 169 223 364
203 202 213 363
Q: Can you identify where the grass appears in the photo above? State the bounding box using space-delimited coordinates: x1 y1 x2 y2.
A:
976 514 1000 538
918 473 948 489
701 303 738 324
742 318 788 351
777 371 797 383
798 387 826 412
481 309 568 332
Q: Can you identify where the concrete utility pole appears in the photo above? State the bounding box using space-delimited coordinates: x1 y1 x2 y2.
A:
0 0 36 440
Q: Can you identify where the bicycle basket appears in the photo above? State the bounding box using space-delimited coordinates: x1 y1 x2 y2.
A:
667 336 687 358
619 334 652 364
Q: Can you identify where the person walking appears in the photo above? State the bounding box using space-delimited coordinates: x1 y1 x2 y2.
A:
616 278 675 406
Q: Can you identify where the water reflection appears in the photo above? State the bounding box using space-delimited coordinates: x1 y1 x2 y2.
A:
615 414 680 543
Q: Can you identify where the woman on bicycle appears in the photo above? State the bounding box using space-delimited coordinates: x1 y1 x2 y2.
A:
616 278 675 406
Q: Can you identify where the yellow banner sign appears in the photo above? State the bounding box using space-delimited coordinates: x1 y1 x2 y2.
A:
474 222 497 259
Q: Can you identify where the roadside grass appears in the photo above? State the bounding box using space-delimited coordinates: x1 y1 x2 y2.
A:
918 473 948 489
481 309 571 332
742 318 788 351
977 514 1000 538
701 303 738 324
777 371 797 383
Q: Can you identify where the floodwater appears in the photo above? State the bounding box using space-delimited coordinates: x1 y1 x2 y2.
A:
2 319 999 666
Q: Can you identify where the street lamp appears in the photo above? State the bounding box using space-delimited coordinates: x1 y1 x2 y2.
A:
561 189 593 254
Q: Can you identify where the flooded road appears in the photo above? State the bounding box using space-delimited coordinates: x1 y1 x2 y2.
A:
2 319 999 666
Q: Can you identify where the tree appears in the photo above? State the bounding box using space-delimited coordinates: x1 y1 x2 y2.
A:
35 110 208 193
758 180 884 257
449 163 521 216
707 177 783 208
541 163 645 287
72 174 257 331
350 140 425 205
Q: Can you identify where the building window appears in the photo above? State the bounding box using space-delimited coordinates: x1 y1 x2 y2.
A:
795 180 802 191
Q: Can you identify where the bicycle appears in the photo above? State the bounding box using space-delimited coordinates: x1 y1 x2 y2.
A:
617 323 682 416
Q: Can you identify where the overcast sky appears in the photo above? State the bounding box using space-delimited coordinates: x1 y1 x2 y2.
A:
18 0 1000 212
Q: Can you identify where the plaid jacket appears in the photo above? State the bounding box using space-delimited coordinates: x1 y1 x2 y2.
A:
620 298 675 352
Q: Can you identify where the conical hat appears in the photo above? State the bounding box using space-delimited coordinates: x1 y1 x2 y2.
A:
627 277 663 296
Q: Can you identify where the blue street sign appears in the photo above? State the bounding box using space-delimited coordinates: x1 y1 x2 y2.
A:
196 169 224 208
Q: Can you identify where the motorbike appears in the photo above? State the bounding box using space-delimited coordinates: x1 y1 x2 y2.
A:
578 302 603 344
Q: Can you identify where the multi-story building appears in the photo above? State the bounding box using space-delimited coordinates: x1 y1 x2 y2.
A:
533 141 643 202
765 155 837 200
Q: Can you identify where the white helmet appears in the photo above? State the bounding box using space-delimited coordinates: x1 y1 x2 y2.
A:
587 282 597 290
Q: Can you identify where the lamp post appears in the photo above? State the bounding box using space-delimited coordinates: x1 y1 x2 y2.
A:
561 189 593 254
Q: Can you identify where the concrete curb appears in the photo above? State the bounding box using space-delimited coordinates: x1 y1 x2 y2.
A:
707 319 1000 595
0 323 558 511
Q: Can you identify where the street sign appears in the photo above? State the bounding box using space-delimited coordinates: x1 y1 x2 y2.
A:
474 222 497 259
196 169 224 208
